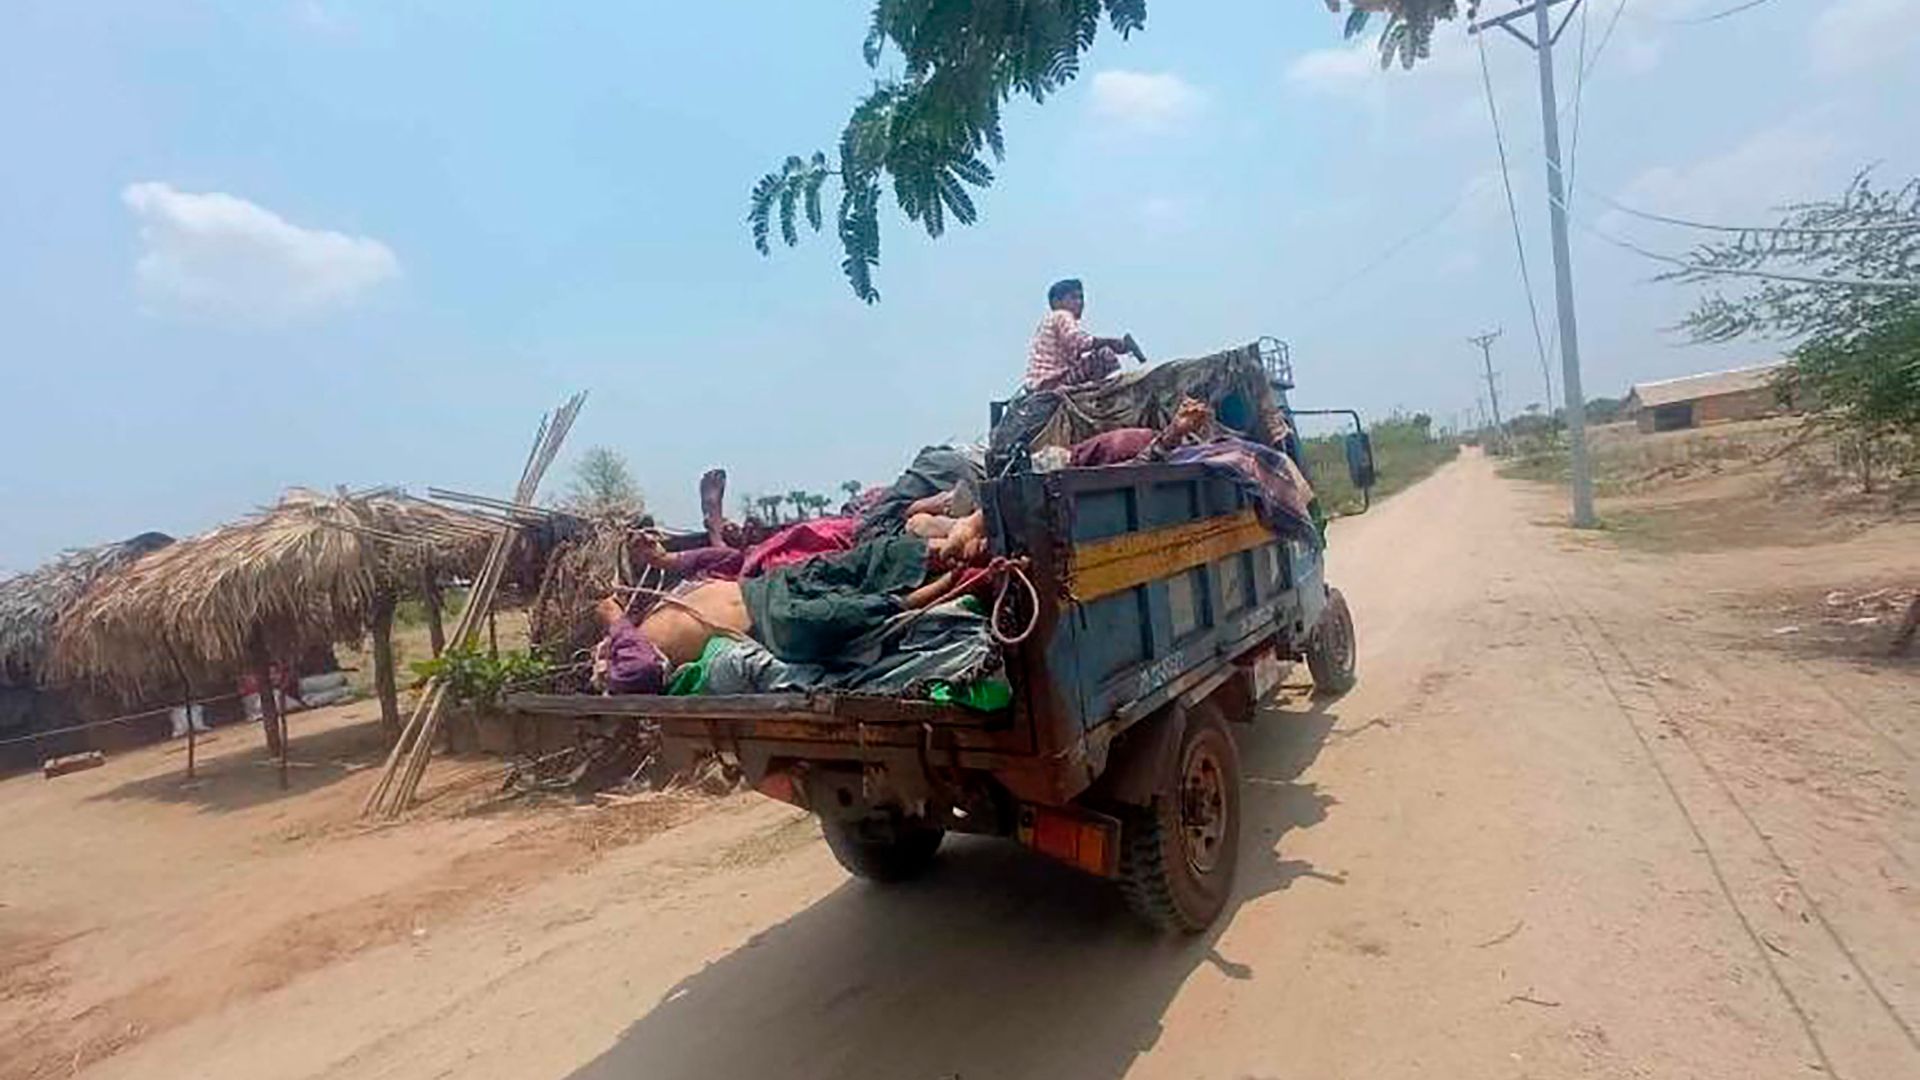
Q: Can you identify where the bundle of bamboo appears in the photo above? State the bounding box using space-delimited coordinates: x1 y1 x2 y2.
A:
362 393 586 818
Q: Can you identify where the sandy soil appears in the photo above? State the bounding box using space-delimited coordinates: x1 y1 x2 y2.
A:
2 450 1914 1079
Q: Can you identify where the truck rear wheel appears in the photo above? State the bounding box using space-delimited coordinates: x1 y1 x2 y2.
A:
821 816 944 883
1306 587 1357 696
1118 703 1241 933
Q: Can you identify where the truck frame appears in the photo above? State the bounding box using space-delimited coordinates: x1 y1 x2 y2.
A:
512 346 1371 931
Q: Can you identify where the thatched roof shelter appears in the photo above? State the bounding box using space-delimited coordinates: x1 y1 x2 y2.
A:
52 490 496 695
0 532 174 686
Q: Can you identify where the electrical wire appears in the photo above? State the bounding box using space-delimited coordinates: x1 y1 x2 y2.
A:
1565 0 1593 203
1670 0 1784 24
1553 193 1920 290
1477 30 1558 406
1578 0 1633 83
1572 180 1920 235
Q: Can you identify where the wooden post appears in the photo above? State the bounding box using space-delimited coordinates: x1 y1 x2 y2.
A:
247 632 287 787
370 591 401 738
164 642 196 781
487 611 499 658
422 567 446 658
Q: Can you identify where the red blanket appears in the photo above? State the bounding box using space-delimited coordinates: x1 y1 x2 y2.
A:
740 516 860 578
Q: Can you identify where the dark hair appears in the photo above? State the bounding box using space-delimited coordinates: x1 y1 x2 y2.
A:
1047 278 1083 305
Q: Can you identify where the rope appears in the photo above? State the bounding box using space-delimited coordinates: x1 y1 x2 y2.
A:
989 558 1040 646
0 692 243 749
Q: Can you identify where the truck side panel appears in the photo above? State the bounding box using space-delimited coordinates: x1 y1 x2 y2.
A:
987 462 1317 754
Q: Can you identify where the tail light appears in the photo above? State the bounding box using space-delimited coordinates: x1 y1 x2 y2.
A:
1018 804 1121 878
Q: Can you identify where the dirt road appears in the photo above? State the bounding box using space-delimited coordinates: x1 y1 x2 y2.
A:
29 451 1919 1079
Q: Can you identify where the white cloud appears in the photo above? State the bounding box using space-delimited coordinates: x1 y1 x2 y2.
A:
1810 0 1920 76
1088 71 1206 130
1606 120 1845 232
1285 41 1379 95
122 182 399 323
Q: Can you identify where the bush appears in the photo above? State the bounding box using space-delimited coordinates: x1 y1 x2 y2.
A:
409 645 553 710
1301 413 1459 514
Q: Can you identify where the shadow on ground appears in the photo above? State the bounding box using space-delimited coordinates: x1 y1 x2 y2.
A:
82 712 394 813
568 697 1340 1080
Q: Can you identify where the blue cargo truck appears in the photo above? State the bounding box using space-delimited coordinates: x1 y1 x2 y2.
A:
513 344 1373 932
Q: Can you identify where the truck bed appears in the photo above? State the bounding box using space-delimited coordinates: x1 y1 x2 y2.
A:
510 457 1318 806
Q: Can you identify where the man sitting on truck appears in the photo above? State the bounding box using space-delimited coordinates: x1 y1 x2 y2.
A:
1023 278 1140 392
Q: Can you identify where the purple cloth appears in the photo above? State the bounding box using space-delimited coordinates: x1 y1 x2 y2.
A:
1068 428 1157 467
1165 436 1318 543
668 546 745 582
603 617 666 694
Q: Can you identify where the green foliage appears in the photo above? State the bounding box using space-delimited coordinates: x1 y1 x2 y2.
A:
409 645 553 710
562 446 645 519
1669 172 1920 487
1584 396 1628 425
752 2 1459 301
1301 413 1458 514
394 586 467 628
1339 1 1461 70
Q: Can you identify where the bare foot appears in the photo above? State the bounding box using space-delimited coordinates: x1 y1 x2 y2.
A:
699 469 728 546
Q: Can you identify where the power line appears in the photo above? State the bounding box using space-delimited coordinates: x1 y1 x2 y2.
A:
1572 182 1920 235
1671 0 1785 24
1565 0 1592 203
1578 0 1633 83
1553 197 1920 290
1477 30 1558 408
1284 188 1478 328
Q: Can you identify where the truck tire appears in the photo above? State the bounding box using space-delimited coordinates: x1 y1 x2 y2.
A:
1306 587 1357 696
821 816 944 883
1118 703 1242 933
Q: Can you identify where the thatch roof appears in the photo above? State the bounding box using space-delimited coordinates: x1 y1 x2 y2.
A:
51 490 498 692
0 532 174 685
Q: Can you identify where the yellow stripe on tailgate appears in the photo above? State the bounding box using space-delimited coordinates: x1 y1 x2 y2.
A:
1070 509 1272 602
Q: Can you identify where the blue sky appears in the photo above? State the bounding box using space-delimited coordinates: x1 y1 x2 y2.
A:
3 0 1917 571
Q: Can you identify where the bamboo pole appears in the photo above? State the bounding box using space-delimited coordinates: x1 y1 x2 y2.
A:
363 393 585 819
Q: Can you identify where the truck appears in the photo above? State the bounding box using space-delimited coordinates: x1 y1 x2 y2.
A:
511 341 1374 932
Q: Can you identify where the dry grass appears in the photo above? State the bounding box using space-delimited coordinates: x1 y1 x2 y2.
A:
0 532 172 683
51 491 497 693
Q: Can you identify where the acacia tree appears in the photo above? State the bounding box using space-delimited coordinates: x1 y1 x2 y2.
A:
562 446 645 519
749 1 1458 301
1667 173 1920 492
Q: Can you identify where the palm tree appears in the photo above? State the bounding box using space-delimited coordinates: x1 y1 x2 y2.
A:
786 490 813 520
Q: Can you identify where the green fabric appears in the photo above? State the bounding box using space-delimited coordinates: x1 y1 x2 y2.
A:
666 635 733 696
740 537 929 664
927 675 1013 712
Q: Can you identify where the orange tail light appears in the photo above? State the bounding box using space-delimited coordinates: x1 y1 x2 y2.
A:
1018 804 1121 878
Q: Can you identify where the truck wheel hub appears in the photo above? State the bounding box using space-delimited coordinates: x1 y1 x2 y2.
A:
1179 742 1227 874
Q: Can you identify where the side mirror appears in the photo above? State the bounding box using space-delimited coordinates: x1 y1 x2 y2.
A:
1345 432 1376 490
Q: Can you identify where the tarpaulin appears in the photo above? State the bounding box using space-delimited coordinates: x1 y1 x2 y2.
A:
703 599 1000 699
856 445 986 544
989 344 1283 463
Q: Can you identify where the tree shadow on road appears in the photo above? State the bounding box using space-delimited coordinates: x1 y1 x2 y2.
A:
568 695 1342 1080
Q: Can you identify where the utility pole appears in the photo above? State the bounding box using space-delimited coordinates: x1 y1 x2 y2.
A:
1472 0 1597 527
1467 330 1506 447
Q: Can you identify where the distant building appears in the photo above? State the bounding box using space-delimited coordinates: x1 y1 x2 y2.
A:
1625 362 1793 433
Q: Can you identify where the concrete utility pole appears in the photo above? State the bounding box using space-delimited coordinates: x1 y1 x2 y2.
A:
1471 0 1597 527
1468 330 1506 446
